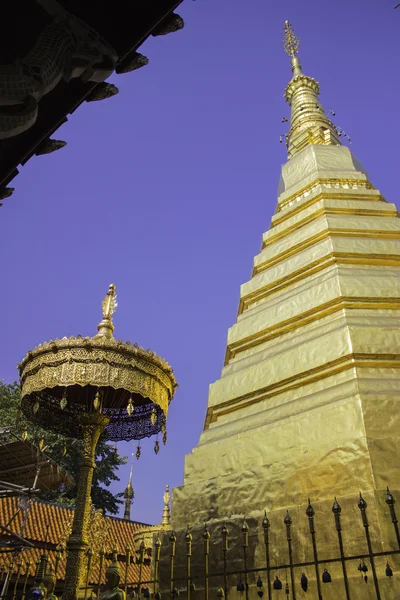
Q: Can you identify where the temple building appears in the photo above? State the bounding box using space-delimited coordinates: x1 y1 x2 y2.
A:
166 21 400 599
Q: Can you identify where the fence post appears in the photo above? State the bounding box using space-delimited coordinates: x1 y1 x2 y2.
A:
169 532 176 598
153 534 161 598
385 488 400 550
11 560 22 600
284 512 296 600
124 544 131 594
262 512 272 600
185 527 192 600
241 518 249 600
203 525 210 600
332 498 350 600
306 500 322 600
358 494 381 600
137 541 145 596
2 560 15 599
221 524 229 599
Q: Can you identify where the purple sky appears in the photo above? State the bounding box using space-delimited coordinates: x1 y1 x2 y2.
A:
1 0 399 524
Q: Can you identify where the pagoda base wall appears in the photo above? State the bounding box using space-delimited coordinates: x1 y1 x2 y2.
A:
171 367 400 528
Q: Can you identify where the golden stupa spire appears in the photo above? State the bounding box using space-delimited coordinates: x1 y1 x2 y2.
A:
123 466 134 521
283 20 341 158
95 283 118 339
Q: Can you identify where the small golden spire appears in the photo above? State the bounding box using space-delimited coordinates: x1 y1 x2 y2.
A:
95 284 117 339
161 484 171 526
283 20 300 58
123 467 134 520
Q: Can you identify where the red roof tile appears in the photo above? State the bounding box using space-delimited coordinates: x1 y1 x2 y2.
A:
0 498 152 586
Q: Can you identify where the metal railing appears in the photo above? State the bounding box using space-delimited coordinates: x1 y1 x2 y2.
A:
1 488 399 599
140 488 400 600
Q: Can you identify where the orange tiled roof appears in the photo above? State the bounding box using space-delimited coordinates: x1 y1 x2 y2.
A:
0 497 152 587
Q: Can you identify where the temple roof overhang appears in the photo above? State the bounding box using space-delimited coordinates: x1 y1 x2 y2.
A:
0 429 73 493
0 0 184 204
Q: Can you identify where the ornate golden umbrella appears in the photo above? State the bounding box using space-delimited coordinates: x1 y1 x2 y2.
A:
18 284 177 600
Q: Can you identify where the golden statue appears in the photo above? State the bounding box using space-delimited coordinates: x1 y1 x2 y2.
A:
99 562 125 600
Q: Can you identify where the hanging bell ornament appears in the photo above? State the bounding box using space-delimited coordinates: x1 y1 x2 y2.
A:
256 577 263 589
150 408 157 425
154 439 160 455
300 573 308 592
162 431 167 445
322 569 332 583
273 576 282 590
127 397 134 416
60 391 67 410
236 581 245 592
93 391 100 411
21 429 28 441
257 593 264 599
216 588 225 598
136 444 141 460
386 563 393 578
33 401 40 414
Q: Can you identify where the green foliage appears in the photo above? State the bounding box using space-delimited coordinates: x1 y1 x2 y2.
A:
0 381 126 515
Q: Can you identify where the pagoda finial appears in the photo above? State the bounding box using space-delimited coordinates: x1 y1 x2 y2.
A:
282 21 341 158
161 484 171 526
283 20 300 58
123 467 134 521
95 283 118 339
283 20 302 77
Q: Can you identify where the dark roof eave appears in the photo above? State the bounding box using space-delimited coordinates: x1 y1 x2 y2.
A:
0 0 184 193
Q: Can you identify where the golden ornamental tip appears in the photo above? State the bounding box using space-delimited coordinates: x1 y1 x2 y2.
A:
95 283 118 339
164 484 170 506
102 283 118 319
283 20 300 58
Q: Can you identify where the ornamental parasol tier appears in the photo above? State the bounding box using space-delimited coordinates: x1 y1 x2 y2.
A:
18 284 177 441
18 283 177 600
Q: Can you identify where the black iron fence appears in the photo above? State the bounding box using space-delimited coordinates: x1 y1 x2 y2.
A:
143 488 400 600
1 488 400 600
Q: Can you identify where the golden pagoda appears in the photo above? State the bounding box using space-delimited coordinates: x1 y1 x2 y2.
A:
167 21 400 599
